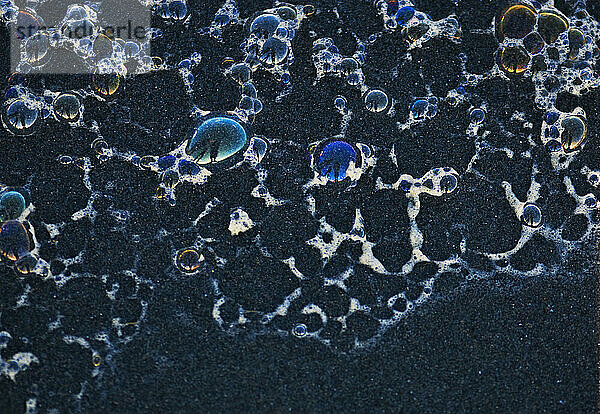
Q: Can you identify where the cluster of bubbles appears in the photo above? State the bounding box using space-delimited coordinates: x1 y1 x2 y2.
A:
0 187 47 276
374 0 462 48
493 1 600 109
540 107 588 169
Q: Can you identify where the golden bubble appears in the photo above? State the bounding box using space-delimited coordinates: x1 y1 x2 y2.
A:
568 28 585 59
91 138 109 155
176 248 203 273
140 155 157 169
303 5 316 16
561 115 586 152
152 56 164 68
499 46 530 74
92 70 120 96
53 93 80 121
93 33 113 59
155 186 167 200
221 57 235 67
92 352 102 367
538 12 568 45
500 4 536 39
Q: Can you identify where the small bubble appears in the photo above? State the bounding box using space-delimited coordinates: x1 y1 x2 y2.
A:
16 253 37 274
469 108 485 124
364 89 389 113
3 99 38 133
260 37 288 65
439 174 458 193
545 139 561 152
334 96 346 111
521 203 542 227
176 248 204 273
92 352 102 367
92 71 120 97
499 46 530 74
584 195 597 208
292 323 308 337
523 32 544 55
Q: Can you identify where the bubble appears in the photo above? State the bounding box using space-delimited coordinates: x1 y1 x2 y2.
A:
439 174 458 193
499 46 530 74
25 32 50 64
169 1 188 20
292 323 308 338
545 139 561 152
92 352 102 367
176 248 204 273
0 191 26 221
91 138 109 156
229 63 251 84
250 14 280 38
241 82 257 98
303 5 316 16
93 34 112 59
157 155 176 170
277 6 297 20
584 195 597 208
340 58 359 76
546 111 559 124
15 253 37 274
260 37 288 65
251 137 268 163
3 99 38 133
364 89 389 113
395 6 415 25
405 23 430 42
410 99 435 119
53 93 81 122
334 96 346 111
178 159 200 176
469 108 485 124
568 28 585 59
0 220 31 261
317 140 357 182
521 203 542 228
537 12 568 45
499 4 536 39
185 116 248 164
161 170 179 188
92 71 120 96
560 116 586 152
15 10 43 40
523 32 544 55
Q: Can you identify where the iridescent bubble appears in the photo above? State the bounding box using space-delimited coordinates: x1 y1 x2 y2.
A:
499 4 536 39
584 195 597 208
15 253 37 274
15 10 43 40
250 14 280 38
411 99 430 119
93 34 112 59
395 6 415 25
53 93 80 121
545 139 561 152
4 99 38 133
92 71 120 96
560 116 586 152
538 12 568 45
292 323 308 338
260 37 288 65
0 191 26 221
92 352 102 367
499 46 530 74
176 248 204 273
317 140 357 182
469 108 485 124
334 96 346 111
521 203 542 228
364 89 388 113
0 220 31 262
186 116 248 164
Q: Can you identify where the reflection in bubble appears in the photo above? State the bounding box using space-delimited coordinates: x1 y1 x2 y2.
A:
499 46 530 74
521 203 542 228
260 37 288 65
395 6 415 26
439 174 458 193
317 140 357 182
364 89 389 113
469 108 485 124
186 116 248 164
292 323 308 338
250 14 280 38
560 116 586 152
15 253 37 274
537 12 568 45
53 93 81 121
4 99 38 132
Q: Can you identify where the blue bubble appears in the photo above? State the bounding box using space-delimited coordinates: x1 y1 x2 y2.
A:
214 13 230 27
400 180 412 192
5 87 19 99
521 203 542 227
549 126 559 139
545 139 561 152
317 141 357 182
5 99 38 131
0 191 26 221
396 6 415 25
260 37 288 65
178 59 191 69
250 14 280 38
584 195 597 208
411 99 429 119
386 0 399 17
157 155 176 170
178 159 200 175
169 1 187 20
440 174 458 193
292 323 307 338
186 117 248 164
334 96 346 110
364 89 389 113
456 86 465 94
546 111 559 124
470 108 485 124
280 73 290 84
